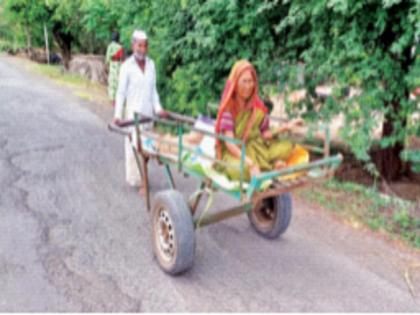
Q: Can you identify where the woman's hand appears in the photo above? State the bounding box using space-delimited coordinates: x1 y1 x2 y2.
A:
272 118 305 136
286 118 304 130
262 130 273 140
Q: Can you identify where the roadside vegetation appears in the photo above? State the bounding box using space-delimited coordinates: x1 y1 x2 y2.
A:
297 179 419 248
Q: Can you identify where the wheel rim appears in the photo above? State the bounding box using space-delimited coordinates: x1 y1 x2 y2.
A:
155 207 176 262
252 198 277 229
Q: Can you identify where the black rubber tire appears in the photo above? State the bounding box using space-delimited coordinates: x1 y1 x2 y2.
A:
248 193 293 239
152 190 195 275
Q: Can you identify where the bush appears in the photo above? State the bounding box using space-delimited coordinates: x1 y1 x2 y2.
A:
0 39 23 54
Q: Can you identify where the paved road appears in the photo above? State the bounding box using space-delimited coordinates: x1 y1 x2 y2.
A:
0 55 419 312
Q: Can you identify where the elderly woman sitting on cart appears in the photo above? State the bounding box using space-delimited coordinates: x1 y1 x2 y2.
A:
215 60 308 181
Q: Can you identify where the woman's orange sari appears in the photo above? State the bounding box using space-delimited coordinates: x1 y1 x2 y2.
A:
215 60 310 181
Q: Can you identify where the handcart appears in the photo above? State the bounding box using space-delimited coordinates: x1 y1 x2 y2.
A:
108 112 342 275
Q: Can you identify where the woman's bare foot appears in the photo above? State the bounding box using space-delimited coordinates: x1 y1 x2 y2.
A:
250 164 261 177
275 160 287 169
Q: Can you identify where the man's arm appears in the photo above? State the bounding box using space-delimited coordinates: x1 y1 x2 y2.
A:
114 63 128 122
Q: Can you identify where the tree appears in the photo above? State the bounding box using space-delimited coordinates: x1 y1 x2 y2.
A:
1 0 84 68
80 0 120 54
2 0 49 58
45 0 85 69
272 0 419 181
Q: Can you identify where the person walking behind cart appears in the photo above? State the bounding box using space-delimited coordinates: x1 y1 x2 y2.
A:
113 29 167 194
105 31 124 107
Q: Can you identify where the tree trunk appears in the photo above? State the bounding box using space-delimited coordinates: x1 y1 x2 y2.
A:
373 2 414 182
60 43 72 70
52 25 73 70
52 34 72 69
24 25 34 60
372 101 405 181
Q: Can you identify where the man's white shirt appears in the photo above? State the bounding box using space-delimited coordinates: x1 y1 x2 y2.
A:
114 55 162 120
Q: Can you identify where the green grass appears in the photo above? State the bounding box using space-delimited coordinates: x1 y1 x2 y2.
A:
297 179 420 249
0 39 24 53
29 63 91 85
27 63 107 103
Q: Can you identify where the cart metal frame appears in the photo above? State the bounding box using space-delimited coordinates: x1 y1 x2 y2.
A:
109 111 343 274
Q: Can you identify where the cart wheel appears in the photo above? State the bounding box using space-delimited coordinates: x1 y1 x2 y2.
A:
152 190 195 275
248 193 292 239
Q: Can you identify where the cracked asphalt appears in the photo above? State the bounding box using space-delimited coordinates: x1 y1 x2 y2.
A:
0 54 419 312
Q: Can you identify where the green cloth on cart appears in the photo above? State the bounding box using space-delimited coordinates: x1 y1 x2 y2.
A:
182 150 272 193
141 133 271 193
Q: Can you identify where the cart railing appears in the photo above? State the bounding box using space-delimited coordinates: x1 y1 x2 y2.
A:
110 112 250 198
108 111 342 202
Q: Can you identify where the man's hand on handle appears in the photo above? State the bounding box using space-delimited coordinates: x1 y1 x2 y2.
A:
113 118 122 126
112 110 169 127
157 110 170 119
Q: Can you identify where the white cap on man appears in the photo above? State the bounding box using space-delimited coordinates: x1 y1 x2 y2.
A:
131 30 148 43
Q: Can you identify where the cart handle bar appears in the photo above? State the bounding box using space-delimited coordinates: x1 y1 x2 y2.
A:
111 113 245 146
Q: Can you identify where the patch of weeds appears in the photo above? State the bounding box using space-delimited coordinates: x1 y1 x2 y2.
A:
298 179 420 249
393 209 412 230
26 62 107 103
366 216 386 231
